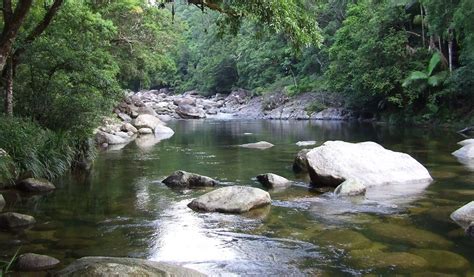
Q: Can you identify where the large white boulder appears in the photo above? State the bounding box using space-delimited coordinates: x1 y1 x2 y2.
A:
188 186 271 213
306 141 433 187
132 114 163 130
452 143 474 160
458 139 474 146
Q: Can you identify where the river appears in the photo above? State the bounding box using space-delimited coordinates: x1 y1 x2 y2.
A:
1 119 473 276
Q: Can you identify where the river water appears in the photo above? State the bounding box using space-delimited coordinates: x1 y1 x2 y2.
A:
1 120 474 276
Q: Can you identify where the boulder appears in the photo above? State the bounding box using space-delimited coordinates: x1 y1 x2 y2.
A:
293 149 310 173
133 114 163 130
173 97 196 106
256 173 292 189
154 124 174 135
121 123 138 134
117 112 132 122
176 104 206 119
410 249 469 272
95 131 130 145
239 141 274 150
450 201 474 228
188 186 271 213
137 106 158 117
56 256 205 276
458 138 474 146
17 178 55 193
0 212 36 229
296 141 317 147
452 143 474 160
306 141 433 187
138 128 153 135
162 171 218 189
334 179 366 197
16 253 60 271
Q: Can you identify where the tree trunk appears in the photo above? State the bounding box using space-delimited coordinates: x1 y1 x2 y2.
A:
0 0 34 72
448 28 454 72
4 58 13 116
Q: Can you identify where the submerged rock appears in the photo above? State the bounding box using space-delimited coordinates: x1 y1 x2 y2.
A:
315 229 372 251
410 249 469 272
293 149 310 173
188 186 271 213
17 178 55 193
240 141 274 150
452 143 474 160
347 245 429 271
162 171 218 189
0 212 36 229
256 173 292 189
16 253 60 271
369 223 453 248
56 256 205 276
306 141 433 187
450 201 474 228
334 179 366 197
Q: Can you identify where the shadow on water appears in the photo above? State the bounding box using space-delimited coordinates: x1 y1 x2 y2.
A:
1 119 474 275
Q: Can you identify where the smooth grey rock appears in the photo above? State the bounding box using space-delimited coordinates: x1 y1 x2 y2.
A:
452 143 474 160
138 128 153 135
256 173 292 189
56 256 205 276
458 139 474 146
296 141 317 147
117 112 132 122
240 141 274 150
16 253 60 271
451 201 474 228
188 186 271 213
176 104 206 119
293 149 310 173
0 212 36 229
137 106 158 117
163 171 218 189
173 97 196 106
154 124 174 135
307 141 433 187
95 131 130 145
56 257 206 277
334 179 366 196
17 178 55 193
133 114 164 130
121 122 138 133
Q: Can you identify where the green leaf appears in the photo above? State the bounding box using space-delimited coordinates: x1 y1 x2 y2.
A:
402 71 428 87
427 52 442 76
427 71 448 87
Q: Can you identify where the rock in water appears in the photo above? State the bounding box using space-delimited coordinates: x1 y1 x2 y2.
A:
56 256 205 276
162 171 218 189
466 222 474 238
121 122 138 134
154 124 175 135
133 114 163 130
240 141 274 150
256 173 292 189
293 149 310 173
176 104 206 119
17 178 55 193
334 179 366 196
452 143 474 160
188 186 271 213
306 141 433 187
458 138 474 146
16 253 60 271
296 141 317 147
138 128 153 135
0 212 36 229
95 131 130 145
451 201 474 228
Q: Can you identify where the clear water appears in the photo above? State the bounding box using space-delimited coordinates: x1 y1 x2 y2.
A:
1 120 474 276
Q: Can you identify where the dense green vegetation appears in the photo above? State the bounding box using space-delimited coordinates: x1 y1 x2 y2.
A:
0 0 472 181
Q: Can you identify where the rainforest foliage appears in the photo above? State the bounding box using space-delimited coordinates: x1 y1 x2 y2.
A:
0 0 473 180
